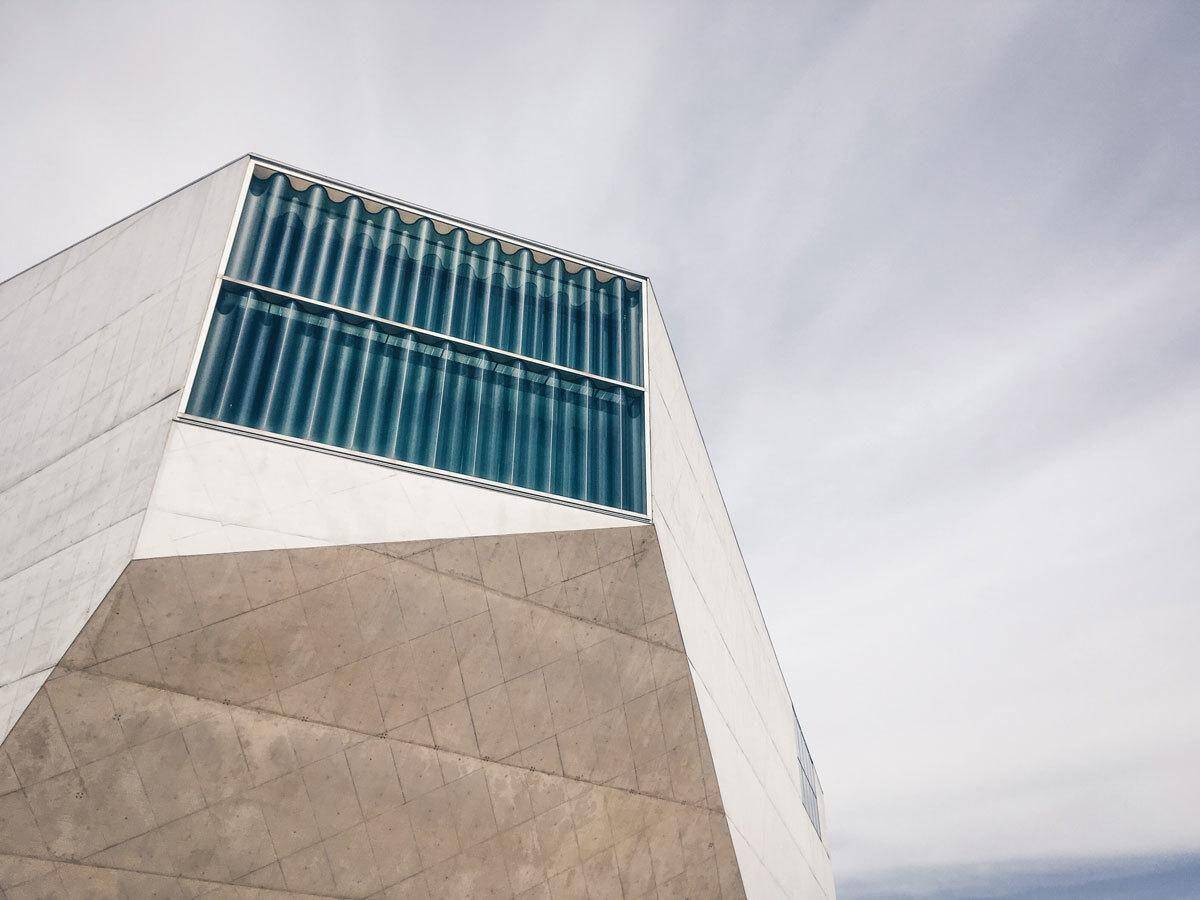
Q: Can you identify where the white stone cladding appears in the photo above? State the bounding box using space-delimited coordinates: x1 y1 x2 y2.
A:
0 158 248 737
135 420 637 558
0 156 834 896
644 284 835 898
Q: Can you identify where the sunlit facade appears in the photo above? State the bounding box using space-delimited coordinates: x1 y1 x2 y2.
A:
0 155 833 898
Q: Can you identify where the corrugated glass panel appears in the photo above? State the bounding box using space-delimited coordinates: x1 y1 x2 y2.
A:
186 284 646 513
227 172 643 385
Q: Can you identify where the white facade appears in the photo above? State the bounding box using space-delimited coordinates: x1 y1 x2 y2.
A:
0 159 246 734
645 285 834 898
0 156 834 897
135 418 636 559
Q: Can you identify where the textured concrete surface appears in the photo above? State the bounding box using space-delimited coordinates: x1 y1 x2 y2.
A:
0 526 745 897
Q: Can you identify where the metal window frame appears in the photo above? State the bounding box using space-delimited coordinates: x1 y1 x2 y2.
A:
178 155 653 521
792 708 824 838
217 277 646 394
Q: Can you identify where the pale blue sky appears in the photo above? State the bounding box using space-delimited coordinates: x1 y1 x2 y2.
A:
2 2 1198 896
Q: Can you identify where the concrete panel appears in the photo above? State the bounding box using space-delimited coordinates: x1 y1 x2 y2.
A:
136 421 638 558
644 284 835 898
0 158 249 741
0 528 745 898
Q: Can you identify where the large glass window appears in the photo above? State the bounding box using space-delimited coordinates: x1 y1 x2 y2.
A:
185 167 648 514
228 172 643 385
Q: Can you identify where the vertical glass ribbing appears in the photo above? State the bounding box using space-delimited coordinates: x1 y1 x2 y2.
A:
227 172 644 386
186 285 646 514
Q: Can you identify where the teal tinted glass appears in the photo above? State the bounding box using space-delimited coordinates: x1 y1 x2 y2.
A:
187 285 647 513
228 172 643 386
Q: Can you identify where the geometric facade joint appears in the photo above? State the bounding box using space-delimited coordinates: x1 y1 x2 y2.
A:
0 155 833 898
0 528 745 898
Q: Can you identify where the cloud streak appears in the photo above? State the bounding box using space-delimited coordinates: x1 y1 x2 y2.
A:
840 853 1200 900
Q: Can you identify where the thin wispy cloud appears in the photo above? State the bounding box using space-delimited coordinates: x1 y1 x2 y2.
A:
2 1 1197 896
841 853 1200 900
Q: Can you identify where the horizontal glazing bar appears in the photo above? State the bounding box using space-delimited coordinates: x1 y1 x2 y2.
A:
179 414 650 522
187 283 647 514
221 276 645 393
227 170 644 385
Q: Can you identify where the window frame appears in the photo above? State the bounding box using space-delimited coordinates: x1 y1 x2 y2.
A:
793 709 824 839
178 156 652 521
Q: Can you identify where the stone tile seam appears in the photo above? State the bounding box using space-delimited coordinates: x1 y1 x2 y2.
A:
21 667 726 894
54 654 720 819
0 401 168 514
125 538 688 659
650 376 791 682
0 215 141 319
653 461 776 667
1 526 711 849
331 708 387 895
0 424 166 581
0 663 55 698
0 851 356 899
0 513 144 691
135 503 352 560
0 153 248 293
17 557 117 657
726 810 832 900
687 659 832 894
47 671 211 889
372 539 686 656
684 634 818 852
0 383 182 499
0 313 186 481
67 652 715 816
223 691 291 879
0 504 142 618
156 535 705 816
112 710 194 881
655 510 812 816
0 245 219 406
265 552 392 895
445 608 491 812
2 514 128 594
0 530 679 768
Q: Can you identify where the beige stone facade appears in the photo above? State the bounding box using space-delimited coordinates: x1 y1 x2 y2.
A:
0 526 745 898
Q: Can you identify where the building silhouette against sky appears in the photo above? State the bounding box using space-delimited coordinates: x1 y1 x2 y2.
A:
0 156 833 898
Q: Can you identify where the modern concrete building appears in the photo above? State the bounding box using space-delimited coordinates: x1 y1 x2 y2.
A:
0 156 833 898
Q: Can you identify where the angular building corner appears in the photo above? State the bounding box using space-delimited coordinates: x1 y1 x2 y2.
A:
0 156 834 898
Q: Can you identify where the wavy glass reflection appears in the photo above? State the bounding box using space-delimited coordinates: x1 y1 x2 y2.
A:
228 172 643 385
187 285 647 513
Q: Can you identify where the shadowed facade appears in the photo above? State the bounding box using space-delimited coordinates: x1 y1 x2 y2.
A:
0 527 745 898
